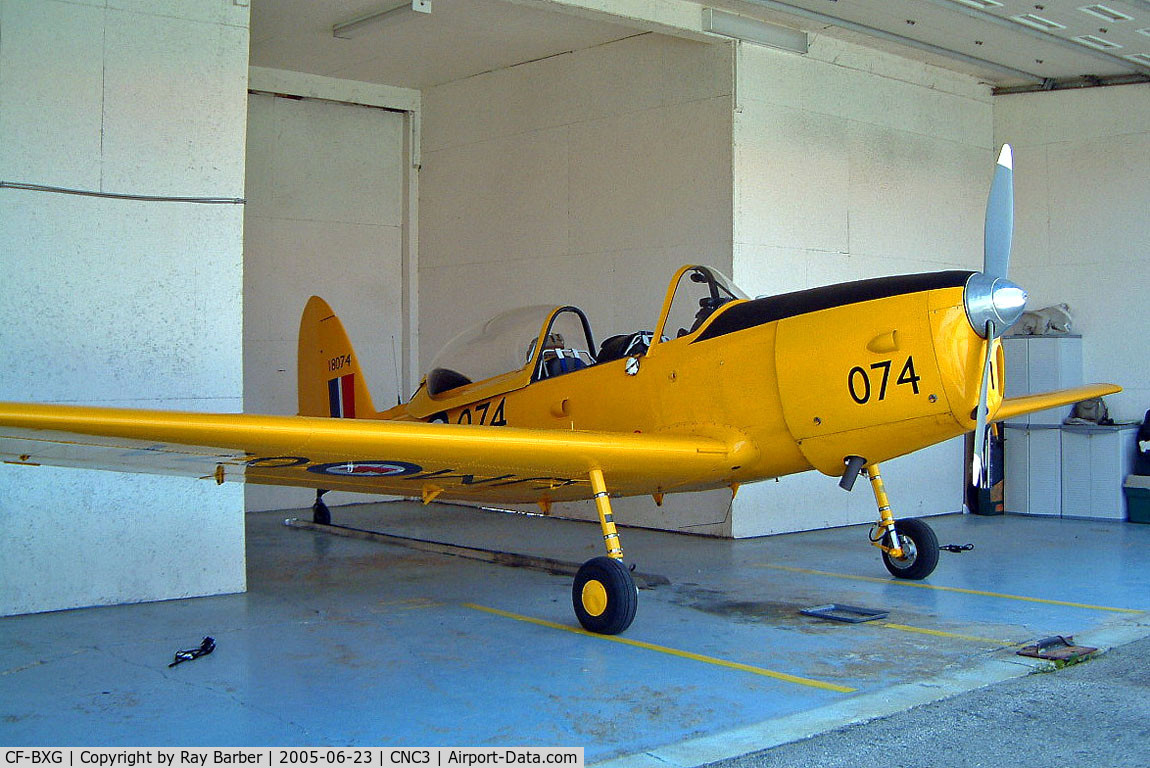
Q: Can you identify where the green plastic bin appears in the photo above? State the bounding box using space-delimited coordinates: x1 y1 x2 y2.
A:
1125 476 1150 524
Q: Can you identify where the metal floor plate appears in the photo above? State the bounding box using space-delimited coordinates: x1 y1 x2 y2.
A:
800 603 889 622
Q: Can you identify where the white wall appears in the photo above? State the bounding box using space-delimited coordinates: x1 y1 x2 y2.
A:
419 33 737 534
995 85 1150 424
729 36 995 535
420 33 734 364
0 0 250 614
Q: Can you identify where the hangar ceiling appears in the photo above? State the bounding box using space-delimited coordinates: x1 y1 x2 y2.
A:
248 0 641 90
721 0 1150 87
249 0 1150 90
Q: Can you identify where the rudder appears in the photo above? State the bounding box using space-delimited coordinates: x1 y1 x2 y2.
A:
297 296 377 418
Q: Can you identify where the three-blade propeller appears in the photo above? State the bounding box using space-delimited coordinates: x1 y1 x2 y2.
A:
970 145 1022 488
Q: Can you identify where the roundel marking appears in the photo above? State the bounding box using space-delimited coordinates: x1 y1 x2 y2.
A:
307 460 423 477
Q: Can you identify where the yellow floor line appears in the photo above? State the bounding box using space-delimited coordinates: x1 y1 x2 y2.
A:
881 623 1019 646
464 603 856 693
761 564 1143 614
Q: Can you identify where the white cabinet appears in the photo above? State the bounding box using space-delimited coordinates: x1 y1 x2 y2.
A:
1003 424 1029 514
1002 335 1083 425
1061 425 1140 520
1003 425 1061 516
1004 424 1138 519
1001 335 1133 520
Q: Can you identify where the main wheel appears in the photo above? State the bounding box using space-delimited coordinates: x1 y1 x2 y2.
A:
572 557 638 635
881 518 939 580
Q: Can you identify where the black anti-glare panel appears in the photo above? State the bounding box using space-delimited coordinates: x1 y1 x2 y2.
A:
694 270 974 342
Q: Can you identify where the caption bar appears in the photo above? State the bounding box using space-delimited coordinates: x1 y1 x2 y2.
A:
1 751 583 768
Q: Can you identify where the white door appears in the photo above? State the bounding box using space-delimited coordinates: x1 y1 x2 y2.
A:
244 93 407 512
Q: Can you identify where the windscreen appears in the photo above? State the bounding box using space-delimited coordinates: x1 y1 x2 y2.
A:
660 266 748 340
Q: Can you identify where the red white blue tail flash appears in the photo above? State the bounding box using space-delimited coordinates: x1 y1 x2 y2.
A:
327 374 356 418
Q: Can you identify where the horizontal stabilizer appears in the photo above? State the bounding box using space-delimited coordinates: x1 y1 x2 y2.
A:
993 383 1122 423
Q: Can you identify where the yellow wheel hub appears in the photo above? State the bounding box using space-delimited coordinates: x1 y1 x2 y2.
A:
581 579 609 617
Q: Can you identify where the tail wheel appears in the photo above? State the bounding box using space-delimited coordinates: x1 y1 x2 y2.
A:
882 518 939 580
572 557 637 635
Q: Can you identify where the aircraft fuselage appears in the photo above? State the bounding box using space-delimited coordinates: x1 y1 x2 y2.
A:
384 271 999 498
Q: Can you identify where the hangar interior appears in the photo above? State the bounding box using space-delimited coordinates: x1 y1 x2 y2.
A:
0 0 1148 754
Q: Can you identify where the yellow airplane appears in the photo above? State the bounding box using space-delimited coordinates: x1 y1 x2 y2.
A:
0 145 1120 634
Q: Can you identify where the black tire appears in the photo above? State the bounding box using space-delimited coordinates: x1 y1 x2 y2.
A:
882 518 939 580
572 557 638 635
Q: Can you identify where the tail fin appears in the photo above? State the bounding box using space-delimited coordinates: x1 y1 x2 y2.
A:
297 296 377 418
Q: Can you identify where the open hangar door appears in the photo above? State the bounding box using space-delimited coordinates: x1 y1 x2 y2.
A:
244 0 1054 537
244 0 664 519
243 90 411 513
242 0 648 517
247 0 962 538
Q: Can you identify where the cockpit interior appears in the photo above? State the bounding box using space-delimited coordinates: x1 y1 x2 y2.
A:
423 265 747 398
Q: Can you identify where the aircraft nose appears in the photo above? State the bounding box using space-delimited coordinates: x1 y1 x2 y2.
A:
964 273 1028 338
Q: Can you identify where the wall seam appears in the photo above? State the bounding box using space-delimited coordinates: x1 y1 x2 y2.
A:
98 4 107 192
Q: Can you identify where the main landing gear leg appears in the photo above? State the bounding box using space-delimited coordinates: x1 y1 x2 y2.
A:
312 489 331 526
571 469 638 635
865 463 938 580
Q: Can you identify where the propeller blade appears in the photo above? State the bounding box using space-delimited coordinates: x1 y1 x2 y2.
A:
984 144 1014 280
971 321 996 487
973 146 1015 487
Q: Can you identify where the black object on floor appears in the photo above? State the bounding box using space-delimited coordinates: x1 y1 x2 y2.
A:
169 636 216 668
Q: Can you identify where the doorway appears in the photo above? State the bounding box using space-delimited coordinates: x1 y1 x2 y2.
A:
243 93 408 512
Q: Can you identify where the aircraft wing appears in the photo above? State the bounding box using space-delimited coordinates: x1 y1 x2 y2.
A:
992 383 1122 424
0 402 752 503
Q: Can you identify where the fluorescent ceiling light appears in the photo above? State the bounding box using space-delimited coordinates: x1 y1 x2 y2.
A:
1078 4 1133 23
947 0 1004 9
702 8 808 53
333 0 431 40
1011 13 1066 31
1074 34 1122 49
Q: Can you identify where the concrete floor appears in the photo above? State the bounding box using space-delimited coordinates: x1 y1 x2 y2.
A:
708 633 1150 768
1 502 1148 763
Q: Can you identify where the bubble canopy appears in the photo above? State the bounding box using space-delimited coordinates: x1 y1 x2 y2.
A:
421 266 748 398
425 305 595 397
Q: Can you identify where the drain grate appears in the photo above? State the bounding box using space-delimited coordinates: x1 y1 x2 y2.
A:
800 603 889 623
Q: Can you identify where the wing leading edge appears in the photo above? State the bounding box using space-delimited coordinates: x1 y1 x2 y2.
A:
992 383 1121 424
0 402 753 503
